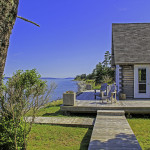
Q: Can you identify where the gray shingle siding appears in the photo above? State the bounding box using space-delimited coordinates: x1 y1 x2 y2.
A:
122 65 134 98
112 23 150 65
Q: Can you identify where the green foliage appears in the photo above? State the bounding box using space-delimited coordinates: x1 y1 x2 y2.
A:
93 62 103 84
0 117 26 150
0 69 56 150
102 51 111 67
66 91 74 94
86 73 95 80
74 50 114 84
74 74 87 80
6 69 46 98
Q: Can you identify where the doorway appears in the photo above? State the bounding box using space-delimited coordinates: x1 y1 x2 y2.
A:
134 65 150 98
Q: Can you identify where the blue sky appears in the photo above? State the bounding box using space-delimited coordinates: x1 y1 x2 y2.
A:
4 0 150 77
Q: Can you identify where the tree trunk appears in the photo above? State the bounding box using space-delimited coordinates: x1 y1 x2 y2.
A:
0 0 19 86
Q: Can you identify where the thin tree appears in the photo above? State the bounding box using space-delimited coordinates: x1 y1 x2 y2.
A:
0 0 39 87
102 51 111 67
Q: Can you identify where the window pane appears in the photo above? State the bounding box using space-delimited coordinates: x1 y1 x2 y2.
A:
138 68 146 83
139 84 146 93
138 68 146 93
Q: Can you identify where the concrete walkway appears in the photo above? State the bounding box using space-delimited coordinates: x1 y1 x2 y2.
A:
26 116 95 126
88 110 142 150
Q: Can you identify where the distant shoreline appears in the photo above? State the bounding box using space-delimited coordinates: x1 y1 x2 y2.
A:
4 77 75 80
40 77 75 79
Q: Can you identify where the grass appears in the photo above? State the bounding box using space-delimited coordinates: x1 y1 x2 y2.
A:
27 100 150 149
27 124 93 150
85 79 101 89
26 99 96 118
127 117 150 150
26 100 65 117
92 84 101 89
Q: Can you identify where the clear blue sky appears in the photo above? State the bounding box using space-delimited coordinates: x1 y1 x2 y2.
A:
4 0 150 78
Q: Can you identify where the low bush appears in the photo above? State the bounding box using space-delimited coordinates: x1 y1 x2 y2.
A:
0 69 56 150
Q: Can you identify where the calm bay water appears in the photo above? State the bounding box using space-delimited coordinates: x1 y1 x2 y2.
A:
42 78 79 101
4 78 79 101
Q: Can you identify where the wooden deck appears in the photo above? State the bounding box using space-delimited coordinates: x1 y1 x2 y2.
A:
60 90 150 114
60 91 146 149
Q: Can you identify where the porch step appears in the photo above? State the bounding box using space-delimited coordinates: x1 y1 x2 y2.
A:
97 110 125 116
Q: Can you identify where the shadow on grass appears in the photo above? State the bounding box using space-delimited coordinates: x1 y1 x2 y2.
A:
126 113 150 119
42 110 64 117
80 127 93 150
69 113 96 118
42 109 96 118
45 103 62 108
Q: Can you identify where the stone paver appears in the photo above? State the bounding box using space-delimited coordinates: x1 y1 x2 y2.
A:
26 117 95 126
88 110 142 150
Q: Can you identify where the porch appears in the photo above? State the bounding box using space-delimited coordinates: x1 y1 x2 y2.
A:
60 90 150 114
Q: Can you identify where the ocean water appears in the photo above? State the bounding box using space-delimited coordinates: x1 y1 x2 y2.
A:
42 78 79 101
4 78 79 101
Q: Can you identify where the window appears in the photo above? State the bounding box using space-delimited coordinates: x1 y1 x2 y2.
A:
138 68 146 93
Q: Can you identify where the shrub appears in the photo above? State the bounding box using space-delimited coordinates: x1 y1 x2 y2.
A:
0 69 56 150
66 91 74 94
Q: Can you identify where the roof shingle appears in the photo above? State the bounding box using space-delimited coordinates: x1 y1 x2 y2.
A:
112 23 150 65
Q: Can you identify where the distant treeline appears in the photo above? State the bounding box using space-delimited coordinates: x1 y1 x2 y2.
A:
74 51 114 84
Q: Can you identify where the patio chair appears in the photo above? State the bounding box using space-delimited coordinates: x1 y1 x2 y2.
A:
106 83 117 103
94 83 108 102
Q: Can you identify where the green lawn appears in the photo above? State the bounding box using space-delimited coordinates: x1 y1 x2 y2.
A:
26 100 65 117
128 118 150 150
26 100 150 150
27 124 92 150
26 99 95 118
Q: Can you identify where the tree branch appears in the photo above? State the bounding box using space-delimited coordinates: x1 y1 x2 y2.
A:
17 16 40 27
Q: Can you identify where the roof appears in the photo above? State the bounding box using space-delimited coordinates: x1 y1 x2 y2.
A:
112 23 150 66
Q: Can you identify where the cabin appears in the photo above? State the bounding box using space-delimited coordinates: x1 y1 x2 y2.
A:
112 23 150 99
